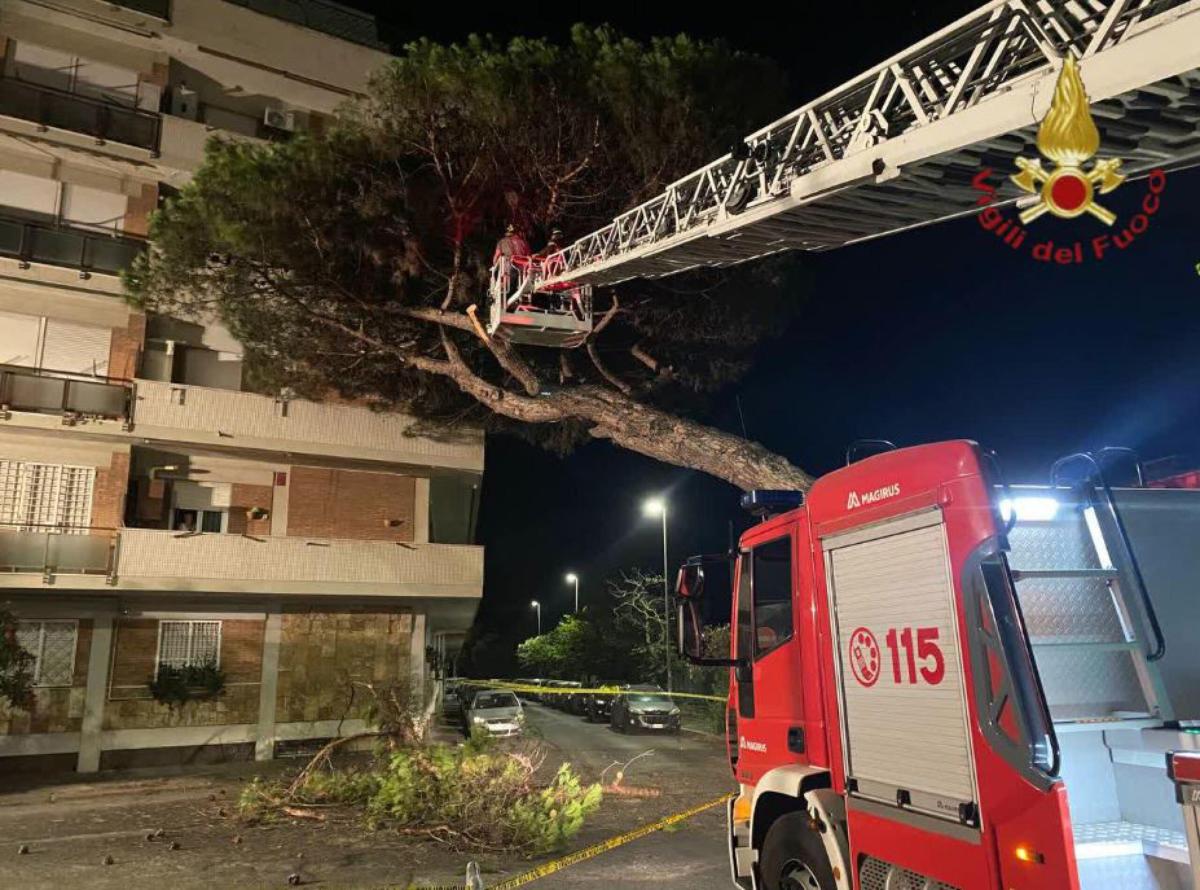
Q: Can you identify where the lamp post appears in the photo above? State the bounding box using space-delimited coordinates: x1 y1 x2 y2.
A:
565 573 579 612
530 599 542 635
642 497 671 692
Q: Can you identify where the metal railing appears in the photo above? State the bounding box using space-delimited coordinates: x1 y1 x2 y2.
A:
0 77 162 152
111 0 171 18
0 364 134 422
0 212 146 276
226 0 386 49
0 524 116 579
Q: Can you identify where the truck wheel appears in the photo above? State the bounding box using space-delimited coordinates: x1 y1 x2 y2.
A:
759 812 836 890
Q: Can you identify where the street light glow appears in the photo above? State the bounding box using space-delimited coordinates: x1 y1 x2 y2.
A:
565 573 578 583
642 497 666 517
530 599 539 607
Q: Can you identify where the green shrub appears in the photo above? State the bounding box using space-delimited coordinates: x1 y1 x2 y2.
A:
366 745 601 853
148 661 225 709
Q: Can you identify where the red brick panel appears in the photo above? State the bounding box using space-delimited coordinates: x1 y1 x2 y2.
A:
109 618 264 692
91 451 130 530
107 312 146 381
227 483 274 536
121 184 158 238
220 620 265 682
287 467 416 542
109 619 158 691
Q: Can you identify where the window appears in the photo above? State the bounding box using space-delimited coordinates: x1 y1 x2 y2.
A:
0 311 112 375
171 508 227 533
752 536 794 657
156 620 221 669
15 620 78 686
0 460 95 532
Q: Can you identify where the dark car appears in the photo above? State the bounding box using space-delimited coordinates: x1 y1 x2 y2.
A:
552 681 582 710
610 685 681 734
584 689 616 723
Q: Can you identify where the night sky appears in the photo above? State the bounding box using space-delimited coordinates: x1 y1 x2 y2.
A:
349 2 1200 655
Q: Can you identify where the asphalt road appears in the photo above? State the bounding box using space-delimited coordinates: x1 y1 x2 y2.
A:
517 700 736 889
0 701 736 890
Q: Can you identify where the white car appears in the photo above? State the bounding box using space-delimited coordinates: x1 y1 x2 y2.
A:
463 689 525 737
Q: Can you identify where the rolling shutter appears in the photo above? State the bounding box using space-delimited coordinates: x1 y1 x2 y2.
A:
41 319 111 375
0 311 41 366
825 511 977 820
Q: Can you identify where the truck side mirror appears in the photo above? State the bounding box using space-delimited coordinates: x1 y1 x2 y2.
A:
676 562 705 601
678 599 704 661
674 556 741 668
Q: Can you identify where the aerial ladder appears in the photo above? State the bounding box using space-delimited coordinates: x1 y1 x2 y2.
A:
487 0 1200 346
483 3 1200 888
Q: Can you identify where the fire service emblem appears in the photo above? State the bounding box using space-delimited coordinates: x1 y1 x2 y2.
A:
1010 53 1124 224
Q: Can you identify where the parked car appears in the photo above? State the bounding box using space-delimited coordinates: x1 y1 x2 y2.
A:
463 689 525 737
552 680 582 710
584 689 616 723
610 685 681 734
442 680 464 718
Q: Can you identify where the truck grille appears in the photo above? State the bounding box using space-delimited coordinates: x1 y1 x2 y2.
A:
859 856 959 890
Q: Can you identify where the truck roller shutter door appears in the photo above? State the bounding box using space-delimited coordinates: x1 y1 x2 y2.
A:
825 510 978 822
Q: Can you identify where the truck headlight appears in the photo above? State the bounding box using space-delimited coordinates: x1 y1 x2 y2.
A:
472 716 486 724
669 708 680 716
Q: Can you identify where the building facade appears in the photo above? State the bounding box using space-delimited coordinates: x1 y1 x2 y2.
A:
0 0 484 773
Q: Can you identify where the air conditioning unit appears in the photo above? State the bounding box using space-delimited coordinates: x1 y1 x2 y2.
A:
263 107 297 132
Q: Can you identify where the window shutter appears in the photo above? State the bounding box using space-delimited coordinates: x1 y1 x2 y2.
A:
41 319 112 375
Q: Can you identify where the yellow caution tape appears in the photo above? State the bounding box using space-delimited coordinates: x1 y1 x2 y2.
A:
487 792 734 889
396 793 732 889
456 679 726 703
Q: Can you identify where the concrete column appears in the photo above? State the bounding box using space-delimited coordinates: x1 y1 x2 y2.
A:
77 615 114 774
410 612 427 707
270 468 290 536
413 477 430 544
255 610 283 761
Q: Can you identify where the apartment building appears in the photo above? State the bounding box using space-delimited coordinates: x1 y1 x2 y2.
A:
0 0 485 773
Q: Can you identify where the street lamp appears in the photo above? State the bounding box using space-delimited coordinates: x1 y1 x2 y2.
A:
642 497 672 692
530 600 542 635
565 572 579 612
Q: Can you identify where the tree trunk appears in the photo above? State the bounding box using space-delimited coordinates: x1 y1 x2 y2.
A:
435 342 813 491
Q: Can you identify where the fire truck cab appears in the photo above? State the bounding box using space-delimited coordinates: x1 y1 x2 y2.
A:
676 440 1200 890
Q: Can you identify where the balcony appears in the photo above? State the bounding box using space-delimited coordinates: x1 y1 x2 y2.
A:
131 379 484 471
0 526 482 597
0 364 133 423
0 526 116 581
0 212 147 276
0 78 161 153
115 529 483 596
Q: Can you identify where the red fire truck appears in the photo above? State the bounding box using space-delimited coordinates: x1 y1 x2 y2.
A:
675 440 1200 890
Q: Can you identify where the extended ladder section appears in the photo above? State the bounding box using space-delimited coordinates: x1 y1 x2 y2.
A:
538 0 1200 290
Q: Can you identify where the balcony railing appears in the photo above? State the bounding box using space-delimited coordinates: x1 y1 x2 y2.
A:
111 0 170 18
132 379 484 470
0 364 133 422
0 212 146 277
0 78 161 152
0 526 116 579
115 528 483 593
0 525 482 593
